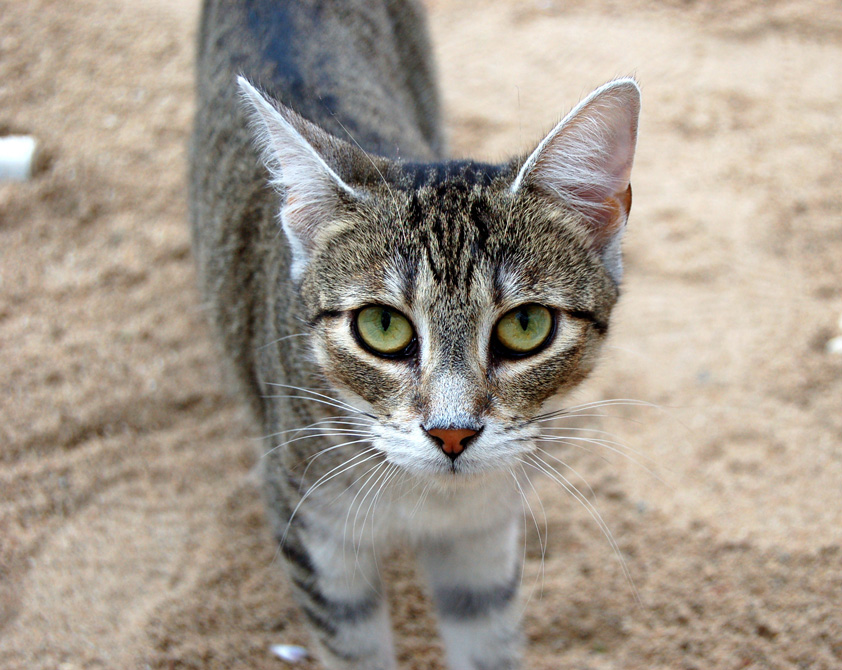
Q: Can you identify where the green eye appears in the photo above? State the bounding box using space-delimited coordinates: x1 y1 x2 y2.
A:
494 304 554 355
355 306 415 356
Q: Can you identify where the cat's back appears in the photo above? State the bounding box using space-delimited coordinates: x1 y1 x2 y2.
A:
194 0 443 162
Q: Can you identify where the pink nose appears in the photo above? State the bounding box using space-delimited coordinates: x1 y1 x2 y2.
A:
426 427 479 458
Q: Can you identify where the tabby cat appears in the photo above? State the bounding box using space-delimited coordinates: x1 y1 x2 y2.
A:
190 0 640 668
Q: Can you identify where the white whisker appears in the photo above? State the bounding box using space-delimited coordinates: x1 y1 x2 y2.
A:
408 481 432 520
257 332 309 350
279 448 384 550
532 398 660 424
259 416 374 440
523 453 640 606
366 464 401 582
535 433 666 484
508 467 546 607
298 440 378 484
263 393 376 418
263 383 373 416
342 460 388 575
263 431 371 459
530 447 598 500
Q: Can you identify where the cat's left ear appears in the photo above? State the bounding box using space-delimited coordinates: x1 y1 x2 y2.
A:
237 76 360 282
511 78 640 284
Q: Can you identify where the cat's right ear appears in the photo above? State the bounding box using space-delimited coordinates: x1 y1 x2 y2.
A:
237 76 359 281
511 78 640 284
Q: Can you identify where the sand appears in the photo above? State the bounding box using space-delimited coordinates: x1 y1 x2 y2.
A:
1 0 841 668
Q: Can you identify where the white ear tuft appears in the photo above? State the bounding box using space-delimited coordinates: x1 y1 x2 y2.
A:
512 78 641 283
237 76 358 281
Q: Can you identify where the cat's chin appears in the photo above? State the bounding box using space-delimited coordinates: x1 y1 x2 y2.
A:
399 459 514 491
433 469 503 491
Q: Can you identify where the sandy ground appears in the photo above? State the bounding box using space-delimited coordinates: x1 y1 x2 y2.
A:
1 0 841 668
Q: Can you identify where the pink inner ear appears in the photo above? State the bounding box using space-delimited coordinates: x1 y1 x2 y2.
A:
516 80 640 248
238 76 359 264
589 184 632 247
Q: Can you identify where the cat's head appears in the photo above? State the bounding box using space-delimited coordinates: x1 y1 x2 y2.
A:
239 77 640 481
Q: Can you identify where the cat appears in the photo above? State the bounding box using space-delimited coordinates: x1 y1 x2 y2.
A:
190 0 640 668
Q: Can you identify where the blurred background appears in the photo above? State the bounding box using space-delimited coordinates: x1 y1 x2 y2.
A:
1 0 840 668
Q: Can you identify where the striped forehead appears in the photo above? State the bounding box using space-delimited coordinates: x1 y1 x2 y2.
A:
411 249 494 312
397 166 508 294
412 259 493 370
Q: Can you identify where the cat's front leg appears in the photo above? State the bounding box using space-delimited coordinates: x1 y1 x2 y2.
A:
280 523 396 670
417 517 523 670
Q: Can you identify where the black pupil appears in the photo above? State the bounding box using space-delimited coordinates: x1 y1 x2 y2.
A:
380 309 392 332
517 310 530 331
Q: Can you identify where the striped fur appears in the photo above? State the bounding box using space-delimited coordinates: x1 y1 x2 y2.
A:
190 1 639 668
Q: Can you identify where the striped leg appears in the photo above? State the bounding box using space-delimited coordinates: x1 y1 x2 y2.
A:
280 525 396 670
417 519 523 670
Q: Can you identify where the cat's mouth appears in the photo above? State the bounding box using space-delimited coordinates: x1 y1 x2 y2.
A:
365 417 538 484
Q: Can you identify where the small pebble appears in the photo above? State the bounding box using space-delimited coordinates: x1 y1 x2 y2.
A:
270 644 309 663
0 135 37 181
827 336 842 356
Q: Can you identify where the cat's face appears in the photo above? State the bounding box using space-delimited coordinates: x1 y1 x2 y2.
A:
238 76 639 480
298 177 618 478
